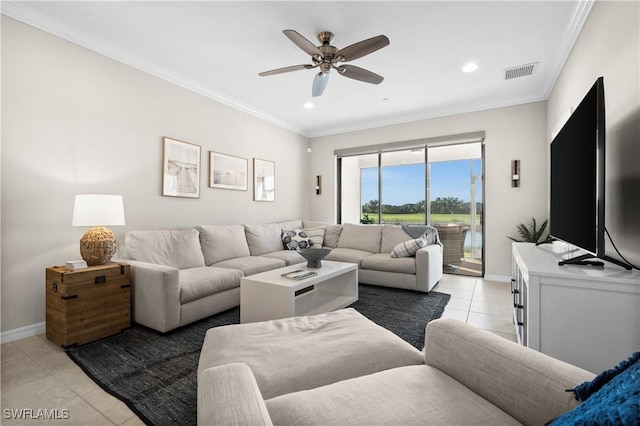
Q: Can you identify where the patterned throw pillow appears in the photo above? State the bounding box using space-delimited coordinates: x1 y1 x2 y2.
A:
282 230 312 250
390 238 428 258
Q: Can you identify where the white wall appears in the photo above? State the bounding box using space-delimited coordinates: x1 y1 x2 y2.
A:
547 0 640 266
308 102 548 279
1 17 309 333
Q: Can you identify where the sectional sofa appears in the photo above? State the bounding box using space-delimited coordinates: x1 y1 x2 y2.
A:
115 220 443 332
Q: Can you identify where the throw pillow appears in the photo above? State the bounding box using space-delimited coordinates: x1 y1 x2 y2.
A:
390 238 427 258
282 229 314 250
421 226 441 245
548 352 640 425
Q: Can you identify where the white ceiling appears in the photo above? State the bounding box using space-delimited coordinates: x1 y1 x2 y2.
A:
3 1 593 138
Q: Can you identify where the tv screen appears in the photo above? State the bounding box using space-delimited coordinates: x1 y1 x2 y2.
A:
550 77 605 257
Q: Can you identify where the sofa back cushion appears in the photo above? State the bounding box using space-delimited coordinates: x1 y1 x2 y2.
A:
323 225 342 248
337 223 382 253
277 220 303 232
197 225 250 265
381 225 413 253
125 229 206 269
245 223 285 256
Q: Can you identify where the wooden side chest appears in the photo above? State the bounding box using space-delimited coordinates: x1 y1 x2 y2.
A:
46 263 131 348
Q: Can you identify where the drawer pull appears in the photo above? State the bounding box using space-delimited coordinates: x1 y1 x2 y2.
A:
61 294 78 301
95 275 106 284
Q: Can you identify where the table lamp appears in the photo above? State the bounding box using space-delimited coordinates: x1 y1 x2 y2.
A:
72 194 125 266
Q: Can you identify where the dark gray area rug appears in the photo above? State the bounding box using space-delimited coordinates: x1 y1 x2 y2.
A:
66 284 450 426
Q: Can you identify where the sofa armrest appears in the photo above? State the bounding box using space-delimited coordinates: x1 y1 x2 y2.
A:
424 319 595 426
113 258 181 333
198 363 273 426
415 244 443 292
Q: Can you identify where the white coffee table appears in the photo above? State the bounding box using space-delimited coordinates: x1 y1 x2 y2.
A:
240 261 358 323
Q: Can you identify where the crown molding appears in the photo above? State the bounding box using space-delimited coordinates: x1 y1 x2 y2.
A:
542 0 595 98
1 1 307 137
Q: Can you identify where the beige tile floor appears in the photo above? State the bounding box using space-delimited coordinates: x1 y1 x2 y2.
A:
434 274 517 342
1 274 514 425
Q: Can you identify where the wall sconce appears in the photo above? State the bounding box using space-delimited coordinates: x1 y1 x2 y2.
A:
72 194 126 266
511 160 520 187
315 175 322 195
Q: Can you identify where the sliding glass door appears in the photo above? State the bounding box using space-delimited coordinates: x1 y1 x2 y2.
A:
338 141 484 276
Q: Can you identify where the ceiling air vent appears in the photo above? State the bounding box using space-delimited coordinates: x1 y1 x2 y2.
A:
504 62 538 80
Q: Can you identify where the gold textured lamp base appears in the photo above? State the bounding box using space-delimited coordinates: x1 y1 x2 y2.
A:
79 226 117 266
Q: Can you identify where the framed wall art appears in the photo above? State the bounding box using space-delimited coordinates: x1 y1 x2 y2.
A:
253 158 275 202
209 151 248 191
162 137 201 198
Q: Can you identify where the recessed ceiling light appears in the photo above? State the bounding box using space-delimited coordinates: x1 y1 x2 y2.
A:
303 102 314 109
462 62 479 73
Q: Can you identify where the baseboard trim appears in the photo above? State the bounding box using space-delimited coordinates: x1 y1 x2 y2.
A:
0 322 45 344
483 274 511 283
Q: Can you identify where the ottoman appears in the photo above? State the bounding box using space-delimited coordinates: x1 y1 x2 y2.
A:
197 308 424 400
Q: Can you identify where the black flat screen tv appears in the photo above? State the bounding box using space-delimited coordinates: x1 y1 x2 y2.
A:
549 77 618 267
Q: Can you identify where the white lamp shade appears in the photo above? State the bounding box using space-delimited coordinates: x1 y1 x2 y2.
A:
72 194 125 227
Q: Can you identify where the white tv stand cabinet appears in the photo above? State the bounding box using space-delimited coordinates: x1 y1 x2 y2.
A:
511 242 640 373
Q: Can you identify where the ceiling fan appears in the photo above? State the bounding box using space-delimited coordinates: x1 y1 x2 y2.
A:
259 30 390 97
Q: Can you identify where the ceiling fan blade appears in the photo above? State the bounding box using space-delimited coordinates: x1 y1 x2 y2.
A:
335 35 390 62
259 64 315 77
283 29 323 58
312 71 330 97
336 65 384 84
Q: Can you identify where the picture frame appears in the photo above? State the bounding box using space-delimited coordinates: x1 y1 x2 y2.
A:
253 158 275 202
209 151 248 191
162 137 201 198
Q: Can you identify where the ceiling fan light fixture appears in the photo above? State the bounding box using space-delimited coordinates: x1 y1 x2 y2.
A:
259 29 389 97
462 62 479 73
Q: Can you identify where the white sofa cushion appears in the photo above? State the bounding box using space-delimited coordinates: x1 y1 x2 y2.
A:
265 364 521 426
323 224 343 248
197 225 250 265
179 267 244 304
276 220 304 232
261 250 305 266
324 247 373 267
125 229 205 269
362 253 417 274
381 224 413 253
213 256 285 276
245 223 285 256
337 223 382 253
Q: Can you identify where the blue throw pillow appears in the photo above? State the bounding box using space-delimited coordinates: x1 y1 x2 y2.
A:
549 352 640 426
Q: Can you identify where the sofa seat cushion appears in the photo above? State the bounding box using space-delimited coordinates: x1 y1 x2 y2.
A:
179 267 244 304
265 364 520 426
198 309 424 400
197 225 250 265
125 229 206 269
213 256 285 276
361 253 417 274
324 248 373 267
261 250 306 266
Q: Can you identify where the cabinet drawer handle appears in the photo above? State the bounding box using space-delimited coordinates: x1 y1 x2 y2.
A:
95 275 106 284
512 289 520 294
